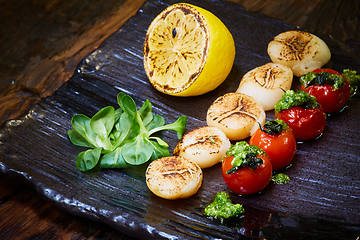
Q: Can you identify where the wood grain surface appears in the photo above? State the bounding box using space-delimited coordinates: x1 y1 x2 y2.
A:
227 0 360 42
0 0 146 126
0 175 134 240
0 0 359 239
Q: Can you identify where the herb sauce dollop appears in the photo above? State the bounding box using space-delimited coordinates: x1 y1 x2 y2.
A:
225 141 265 174
271 173 290 184
274 90 320 112
259 119 288 135
204 192 244 223
300 71 345 90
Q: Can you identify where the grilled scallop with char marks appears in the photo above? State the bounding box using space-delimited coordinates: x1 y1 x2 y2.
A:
146 156 203 200
174 126 230 168
267 31 331 77
206 93 265 140
236 63 293 111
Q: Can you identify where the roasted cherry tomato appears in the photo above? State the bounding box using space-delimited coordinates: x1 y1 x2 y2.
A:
274 90 326 141
222 142 272 195
276 106 325 141
250 119 296 170
300 68 350 113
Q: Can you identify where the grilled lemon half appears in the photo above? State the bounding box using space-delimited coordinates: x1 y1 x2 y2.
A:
143 3 235 96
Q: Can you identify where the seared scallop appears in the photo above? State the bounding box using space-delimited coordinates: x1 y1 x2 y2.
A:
146 156 203 200
174 126 231 168
206 92 265 140
267 30 331 77
236 63 293 111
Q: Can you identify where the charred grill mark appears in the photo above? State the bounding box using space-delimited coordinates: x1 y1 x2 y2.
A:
181 52 188 60
161 158 181 169
189 72 199 81
144 39 149 56
166 63 171 72
181 135 221 154
209 96 241 121
238 96 246 110
180 7 192 15
264 68 279 89
264 69 273 88
162 171 188 180
210 96 259 127
215 96 224 104
161 167 198 181
211 116 218 121
218 111 256 124
253 70 267 87
275 32 313 62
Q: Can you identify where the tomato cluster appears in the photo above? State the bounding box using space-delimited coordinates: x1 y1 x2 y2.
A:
274 68 350 141
221 68 353 195
221 120 296 195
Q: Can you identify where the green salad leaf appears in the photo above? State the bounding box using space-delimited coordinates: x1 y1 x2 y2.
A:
68 92 187 172
75 148 102 172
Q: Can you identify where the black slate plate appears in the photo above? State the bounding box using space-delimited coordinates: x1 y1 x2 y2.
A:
1 0 360 239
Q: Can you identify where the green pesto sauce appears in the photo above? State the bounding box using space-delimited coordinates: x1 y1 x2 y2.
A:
204 192 244 223
261 119 288 135
271 173 290 184
300 71 345 90
226 141 265 170
342 69 360 95
274 90 320 112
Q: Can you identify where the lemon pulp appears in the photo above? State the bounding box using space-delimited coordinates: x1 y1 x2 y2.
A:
144 3 235 96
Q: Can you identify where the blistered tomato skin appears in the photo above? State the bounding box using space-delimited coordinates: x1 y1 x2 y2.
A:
301 69 351 113
221 155 272 195
250 128 296 170
301 83 350 113
275 106 326 141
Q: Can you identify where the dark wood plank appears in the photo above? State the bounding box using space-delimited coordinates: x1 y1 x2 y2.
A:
0 0 146 126
227 0 360 43
227 0 360 66
0 174 135 240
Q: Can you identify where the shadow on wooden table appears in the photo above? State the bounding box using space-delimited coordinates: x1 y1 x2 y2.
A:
0 174 135 239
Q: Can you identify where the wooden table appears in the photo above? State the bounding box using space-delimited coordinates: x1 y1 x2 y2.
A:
0 0 358 239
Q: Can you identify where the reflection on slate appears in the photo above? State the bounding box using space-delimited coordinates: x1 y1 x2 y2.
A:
0 0 359 239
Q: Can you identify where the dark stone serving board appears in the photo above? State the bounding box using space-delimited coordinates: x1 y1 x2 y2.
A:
1 0 359 239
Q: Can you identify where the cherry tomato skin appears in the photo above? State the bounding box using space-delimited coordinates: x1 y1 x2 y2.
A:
301 69 350 113
275 106 326 141
221 155 272 195
249 128 296 170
